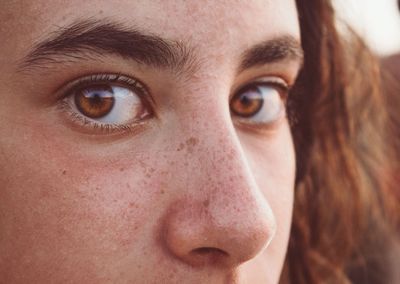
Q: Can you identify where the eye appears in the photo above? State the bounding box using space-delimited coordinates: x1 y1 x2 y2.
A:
69 84 148 123
230 81 288 125
60 74 152 133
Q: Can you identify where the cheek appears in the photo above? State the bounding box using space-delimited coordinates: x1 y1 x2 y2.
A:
240 123 295 281
0 124 170 279
242 122 296 205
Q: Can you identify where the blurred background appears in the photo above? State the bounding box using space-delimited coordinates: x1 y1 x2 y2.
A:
333 0 400 56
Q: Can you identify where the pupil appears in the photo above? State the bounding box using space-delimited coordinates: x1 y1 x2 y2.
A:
240 95 251 106
89 93 103 106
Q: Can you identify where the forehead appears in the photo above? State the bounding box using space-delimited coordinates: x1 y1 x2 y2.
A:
2 0 300 62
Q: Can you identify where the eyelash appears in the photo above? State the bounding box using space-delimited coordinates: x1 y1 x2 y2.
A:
245 78 290 100
57 73 153 134
57 73 291 135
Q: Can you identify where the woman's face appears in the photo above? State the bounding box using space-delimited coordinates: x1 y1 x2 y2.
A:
0 1 302 283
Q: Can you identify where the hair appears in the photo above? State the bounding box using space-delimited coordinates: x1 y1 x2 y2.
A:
280 0 400 283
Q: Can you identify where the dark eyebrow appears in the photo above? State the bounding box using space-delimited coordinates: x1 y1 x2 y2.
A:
19 19 303 74
18 19 195 72
239 36 304 71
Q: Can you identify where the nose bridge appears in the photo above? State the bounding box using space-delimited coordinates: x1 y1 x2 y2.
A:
194 121 275 237
196 123 258 211
162 113 277 267
182 106 263 208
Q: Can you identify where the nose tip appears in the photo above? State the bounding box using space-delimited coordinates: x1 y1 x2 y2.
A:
161 124 277 269
162 196 276 268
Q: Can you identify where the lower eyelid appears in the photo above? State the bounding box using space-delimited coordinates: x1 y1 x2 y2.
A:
233 96 287 124
234 112 288 135
56 100 142 136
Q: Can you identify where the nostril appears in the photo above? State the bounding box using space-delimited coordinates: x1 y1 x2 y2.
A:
189 247 229 266
163 196 275 269
191 247 228 256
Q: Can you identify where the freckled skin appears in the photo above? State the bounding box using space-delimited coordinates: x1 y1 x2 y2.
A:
0 0 299 283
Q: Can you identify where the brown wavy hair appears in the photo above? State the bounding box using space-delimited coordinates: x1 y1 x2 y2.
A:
281 1 400 283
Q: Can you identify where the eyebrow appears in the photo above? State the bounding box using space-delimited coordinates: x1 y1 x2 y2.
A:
19 19 303 74
239 36 303 71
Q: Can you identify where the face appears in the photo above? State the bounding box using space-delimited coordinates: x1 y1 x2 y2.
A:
0 0 302 283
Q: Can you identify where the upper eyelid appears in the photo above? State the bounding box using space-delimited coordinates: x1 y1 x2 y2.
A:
55 72 291 108
230 76 291 101
55 73 156 107
57 74 144 96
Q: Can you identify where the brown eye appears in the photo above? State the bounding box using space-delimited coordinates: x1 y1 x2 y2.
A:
230 86 264 118
64 78 150 128
230 83 286 124
75 85 115 119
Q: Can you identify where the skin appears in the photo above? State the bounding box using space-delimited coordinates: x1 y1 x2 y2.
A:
0 0 301 283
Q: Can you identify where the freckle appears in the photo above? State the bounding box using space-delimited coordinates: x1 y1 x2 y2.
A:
139 159 147 169
186 137 199 147
160 189 165 194
62 170 67 175
120 167 125 172
177 143 185 151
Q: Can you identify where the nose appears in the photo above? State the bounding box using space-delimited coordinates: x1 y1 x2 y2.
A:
162 124 276 269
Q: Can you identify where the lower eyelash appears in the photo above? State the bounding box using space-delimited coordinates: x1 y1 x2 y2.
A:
57 101 139 135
